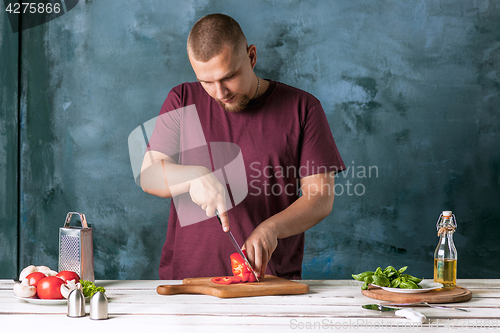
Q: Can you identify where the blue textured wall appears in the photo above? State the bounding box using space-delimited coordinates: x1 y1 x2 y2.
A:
1 0 499 280
0 2 18 278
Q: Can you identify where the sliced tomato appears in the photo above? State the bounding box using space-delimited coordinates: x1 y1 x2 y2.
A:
211 276 240 285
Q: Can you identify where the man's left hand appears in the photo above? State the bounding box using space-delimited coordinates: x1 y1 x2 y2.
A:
242 223 278 279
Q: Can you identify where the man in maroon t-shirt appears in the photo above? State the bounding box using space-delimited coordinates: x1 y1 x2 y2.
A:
141 14 345 280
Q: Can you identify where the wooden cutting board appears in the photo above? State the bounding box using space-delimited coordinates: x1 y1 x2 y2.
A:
157 275 309 298
361 285 472 303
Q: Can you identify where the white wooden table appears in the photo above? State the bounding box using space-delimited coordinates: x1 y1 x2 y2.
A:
1 279 499 332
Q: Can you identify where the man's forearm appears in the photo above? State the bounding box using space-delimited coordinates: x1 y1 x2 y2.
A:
141 152 231 230
257 173 336 239
140 159 209 198
262 191 334 239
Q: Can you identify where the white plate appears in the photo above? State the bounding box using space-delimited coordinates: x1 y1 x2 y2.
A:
13 295 67 305
371 280 443 293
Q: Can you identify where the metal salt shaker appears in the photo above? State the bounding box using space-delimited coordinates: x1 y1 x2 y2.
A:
90 291 109 320
67 289 86 317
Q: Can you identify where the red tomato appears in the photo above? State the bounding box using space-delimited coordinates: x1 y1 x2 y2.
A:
56 270 80 283
37 276 65 299
26 272 46 287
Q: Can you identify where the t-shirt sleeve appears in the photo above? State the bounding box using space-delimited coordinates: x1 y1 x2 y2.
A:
299 102 345 178
146 88 183 162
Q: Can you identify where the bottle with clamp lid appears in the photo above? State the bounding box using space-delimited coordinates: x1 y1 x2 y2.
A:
433 210 457 289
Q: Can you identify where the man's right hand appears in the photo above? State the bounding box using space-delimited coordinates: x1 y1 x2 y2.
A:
188 170 230 232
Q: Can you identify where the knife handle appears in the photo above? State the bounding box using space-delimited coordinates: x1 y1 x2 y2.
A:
215 209 222 224
394 308 427 323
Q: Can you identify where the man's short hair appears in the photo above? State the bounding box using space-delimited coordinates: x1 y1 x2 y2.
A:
187 13 247 62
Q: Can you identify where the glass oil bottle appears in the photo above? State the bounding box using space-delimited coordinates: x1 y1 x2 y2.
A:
433 210 457 289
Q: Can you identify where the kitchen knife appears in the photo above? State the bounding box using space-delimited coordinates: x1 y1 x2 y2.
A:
215 210 260 282
381 301 469 312
362 304 427 323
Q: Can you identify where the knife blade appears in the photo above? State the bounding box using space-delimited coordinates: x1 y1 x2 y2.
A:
363 304 400 312
362 304 427 323
381 301 469 312
215 210 260 282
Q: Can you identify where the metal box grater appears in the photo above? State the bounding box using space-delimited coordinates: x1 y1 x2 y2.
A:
58 212 94 282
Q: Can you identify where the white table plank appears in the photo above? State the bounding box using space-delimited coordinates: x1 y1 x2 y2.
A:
2 279 500 331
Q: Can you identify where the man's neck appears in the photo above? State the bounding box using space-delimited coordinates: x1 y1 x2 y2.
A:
253 78 270 99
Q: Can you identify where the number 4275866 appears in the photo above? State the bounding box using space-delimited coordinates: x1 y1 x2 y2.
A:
5 2 61 14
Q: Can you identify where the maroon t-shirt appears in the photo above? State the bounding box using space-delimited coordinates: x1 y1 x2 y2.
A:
148 80 345 280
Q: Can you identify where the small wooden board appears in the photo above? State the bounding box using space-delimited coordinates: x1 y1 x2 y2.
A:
361 285 472 304
157 275 309 298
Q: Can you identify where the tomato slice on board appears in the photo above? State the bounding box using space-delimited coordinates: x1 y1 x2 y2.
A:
211 276 240 285
230 252 257 282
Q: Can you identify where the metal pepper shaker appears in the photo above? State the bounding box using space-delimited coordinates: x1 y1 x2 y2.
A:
90 291 109 320
67 289 86 317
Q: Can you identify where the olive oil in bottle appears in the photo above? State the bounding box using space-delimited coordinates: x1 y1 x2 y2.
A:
434 258 457 287
433 211 457 289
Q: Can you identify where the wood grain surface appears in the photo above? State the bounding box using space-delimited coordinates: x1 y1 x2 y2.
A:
361 285 472 303
157 275 309 298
